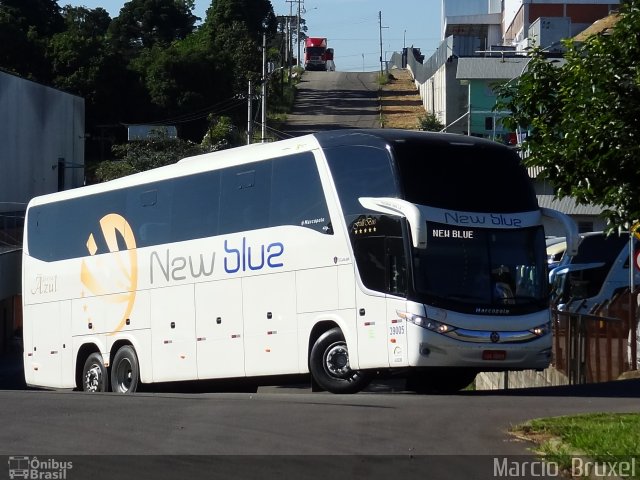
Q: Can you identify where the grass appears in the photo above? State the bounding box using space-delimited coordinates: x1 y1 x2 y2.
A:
514 413 640 478
378 69 426 130
376 72 390 86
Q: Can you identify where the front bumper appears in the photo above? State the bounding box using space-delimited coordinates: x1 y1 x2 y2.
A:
406 322 552 370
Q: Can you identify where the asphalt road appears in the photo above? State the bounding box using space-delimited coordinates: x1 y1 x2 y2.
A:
2 345 640 478
283 70 380 136
1 377 639 479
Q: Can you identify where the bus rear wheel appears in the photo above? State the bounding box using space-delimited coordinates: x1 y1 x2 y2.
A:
82 353 109 392
111 345 140 394
310 328 371 394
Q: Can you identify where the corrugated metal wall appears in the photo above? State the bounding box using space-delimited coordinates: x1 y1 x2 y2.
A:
0 71 85 211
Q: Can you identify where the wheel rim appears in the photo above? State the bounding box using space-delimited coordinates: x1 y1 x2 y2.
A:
84 363 103 392
114 358 133 393
323 341 352 379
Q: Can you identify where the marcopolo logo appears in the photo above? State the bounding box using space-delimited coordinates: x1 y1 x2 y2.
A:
8 456 73 479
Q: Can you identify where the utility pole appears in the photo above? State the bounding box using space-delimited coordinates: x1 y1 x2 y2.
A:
378 11 386 77
285 0 295 73
261 33 267 143
297 0 302 68
284 16 289 68
247 80 253 144
378 10 384 76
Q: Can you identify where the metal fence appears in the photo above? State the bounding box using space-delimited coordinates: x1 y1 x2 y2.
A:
552 289 638 384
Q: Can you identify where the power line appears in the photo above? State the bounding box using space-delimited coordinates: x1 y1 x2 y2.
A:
123 96 246 127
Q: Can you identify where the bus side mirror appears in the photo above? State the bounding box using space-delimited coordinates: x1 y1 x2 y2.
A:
358 197 427 249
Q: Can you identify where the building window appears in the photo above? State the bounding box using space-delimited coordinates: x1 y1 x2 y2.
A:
578 221 593 233
485 117 493 131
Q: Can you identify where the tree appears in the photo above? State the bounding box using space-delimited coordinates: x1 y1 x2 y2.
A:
95 131 205 181
495 2 640 229
48 6 112 100
204 0 276 91
109 0 198 54
206 0 276 44
201 114 243 151
0 0 64 80
1 0 63 36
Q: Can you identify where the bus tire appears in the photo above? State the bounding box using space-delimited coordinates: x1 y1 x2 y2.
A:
111 345 140 394
406 368 477 394
82 353 109 393
309 327 371 394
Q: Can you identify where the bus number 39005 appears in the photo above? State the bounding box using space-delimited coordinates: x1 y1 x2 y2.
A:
389 325 405 336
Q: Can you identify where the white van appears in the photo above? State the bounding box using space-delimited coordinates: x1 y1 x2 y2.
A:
546 236 567 270
549 231 638 313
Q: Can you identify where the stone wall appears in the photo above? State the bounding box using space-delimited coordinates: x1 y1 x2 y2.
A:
475 367 570 390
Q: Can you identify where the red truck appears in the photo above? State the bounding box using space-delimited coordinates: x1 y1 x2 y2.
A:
304 37 329 71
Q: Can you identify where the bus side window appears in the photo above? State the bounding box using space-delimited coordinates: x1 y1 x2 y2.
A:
171 170 220 242
386 236 407 295
126 186 171 247
270 152 332 233
219 162 271 235
351 215 406 295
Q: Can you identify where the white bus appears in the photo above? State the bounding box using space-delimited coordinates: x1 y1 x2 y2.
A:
22 129 577 394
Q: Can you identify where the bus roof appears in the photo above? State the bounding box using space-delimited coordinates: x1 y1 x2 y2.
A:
26 129 514 208
26 133 321 208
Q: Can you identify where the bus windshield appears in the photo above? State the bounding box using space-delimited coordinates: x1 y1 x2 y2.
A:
412 222 548 312
306 47 325 56
390 138 547 312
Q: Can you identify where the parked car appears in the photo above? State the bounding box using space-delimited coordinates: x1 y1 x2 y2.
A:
546 236 566 270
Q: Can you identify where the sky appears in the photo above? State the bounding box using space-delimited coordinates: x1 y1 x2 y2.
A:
60 0 444 72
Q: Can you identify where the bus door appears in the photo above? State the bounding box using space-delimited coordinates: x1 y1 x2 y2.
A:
195 278 245 379
353 229 408 369
26 301 71 388
150 284 197 382
243 271 298 376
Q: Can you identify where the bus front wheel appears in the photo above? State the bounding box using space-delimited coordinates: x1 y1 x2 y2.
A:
111 345 140 394
82 353 109 392
310 328 371 394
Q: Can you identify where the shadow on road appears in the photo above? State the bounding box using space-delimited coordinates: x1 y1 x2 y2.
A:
0 350 26 390
3 350 638 397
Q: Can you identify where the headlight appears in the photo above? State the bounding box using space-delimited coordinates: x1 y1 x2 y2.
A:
529 322 551 337
397 311 456 334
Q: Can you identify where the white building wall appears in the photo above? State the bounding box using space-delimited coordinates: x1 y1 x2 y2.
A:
0 71 84 213
417 65 448 124
441 0 489 38
488 24 503 47
488 0 501 14
503 0 524 36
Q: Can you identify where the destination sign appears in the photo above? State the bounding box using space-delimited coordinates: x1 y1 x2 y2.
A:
430 228 475 239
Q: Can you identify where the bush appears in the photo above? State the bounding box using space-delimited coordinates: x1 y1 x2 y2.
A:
418 112 444 132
